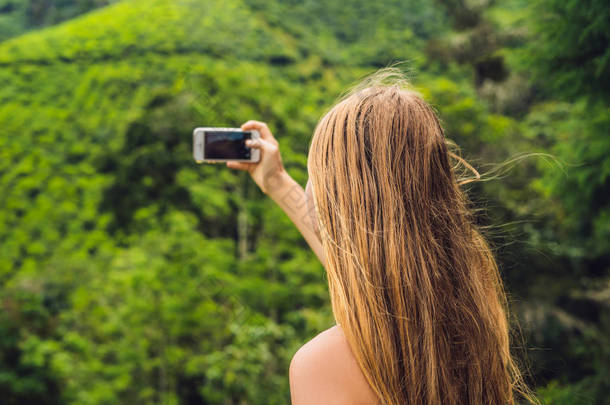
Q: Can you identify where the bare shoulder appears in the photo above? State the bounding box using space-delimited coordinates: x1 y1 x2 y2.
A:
289 325 380 405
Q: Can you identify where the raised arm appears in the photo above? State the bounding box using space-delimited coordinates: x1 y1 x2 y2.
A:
226 120 326 267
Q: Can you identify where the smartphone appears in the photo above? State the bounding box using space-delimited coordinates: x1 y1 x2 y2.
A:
193 127 261 163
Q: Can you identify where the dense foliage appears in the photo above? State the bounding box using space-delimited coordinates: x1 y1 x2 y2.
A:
0 0 607 403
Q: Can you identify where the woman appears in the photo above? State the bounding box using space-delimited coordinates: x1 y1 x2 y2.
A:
226 68 535 405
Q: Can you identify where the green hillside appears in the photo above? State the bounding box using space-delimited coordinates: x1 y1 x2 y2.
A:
0 0 119 42
0 0 608 403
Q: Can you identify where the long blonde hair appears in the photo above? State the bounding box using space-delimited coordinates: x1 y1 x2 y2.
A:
307 68 536 405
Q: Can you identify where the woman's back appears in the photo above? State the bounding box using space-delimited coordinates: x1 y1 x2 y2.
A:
289 325 380 405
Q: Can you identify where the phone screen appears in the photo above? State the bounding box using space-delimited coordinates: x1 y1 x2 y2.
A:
204 131 251 159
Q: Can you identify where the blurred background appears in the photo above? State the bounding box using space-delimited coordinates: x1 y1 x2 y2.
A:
0 0 608 404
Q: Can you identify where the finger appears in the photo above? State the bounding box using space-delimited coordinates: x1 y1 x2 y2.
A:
244 138 260 149
241 120 273 141
246 137 275 152
240 120 277 144
226 161 254 171
244 138 272 149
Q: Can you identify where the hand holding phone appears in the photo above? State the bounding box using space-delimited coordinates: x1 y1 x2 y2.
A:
222 120 288 195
